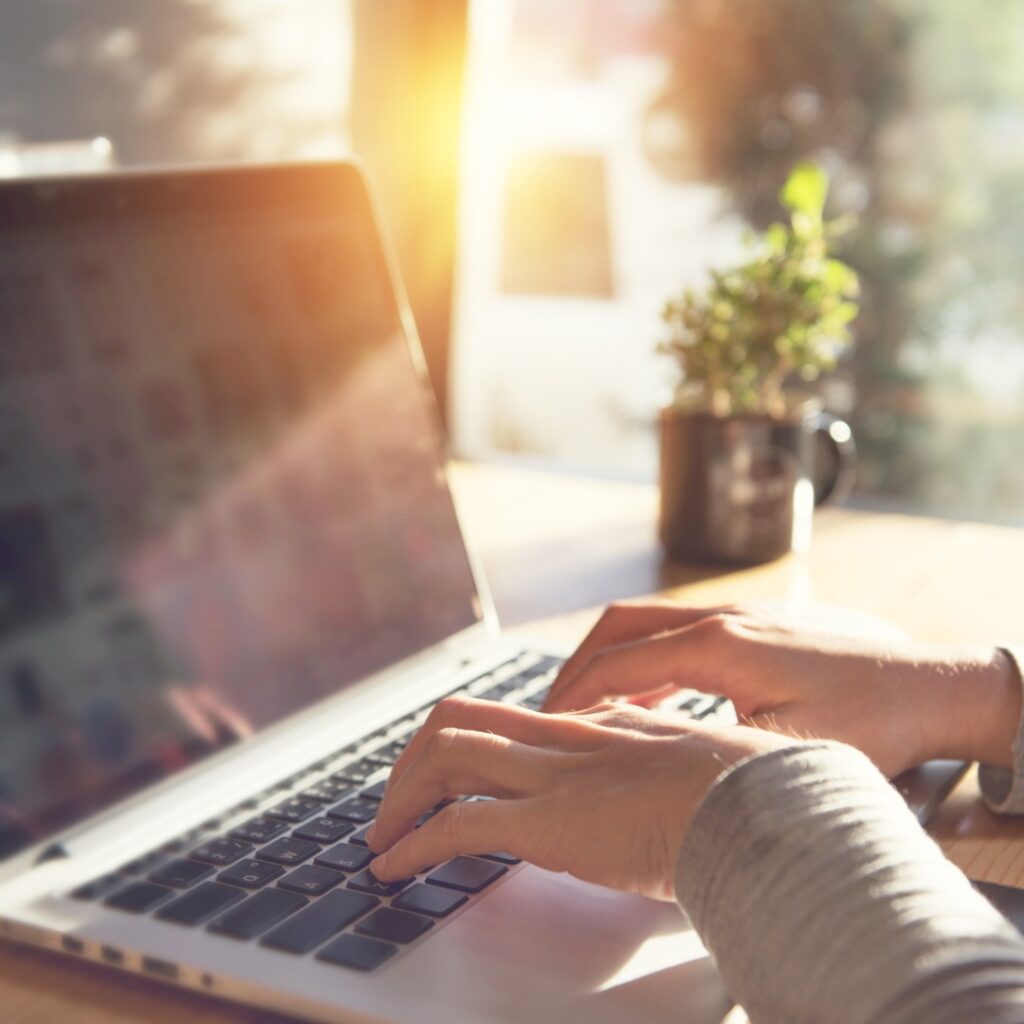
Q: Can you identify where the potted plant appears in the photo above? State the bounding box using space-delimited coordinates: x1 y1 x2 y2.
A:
658 163 859 563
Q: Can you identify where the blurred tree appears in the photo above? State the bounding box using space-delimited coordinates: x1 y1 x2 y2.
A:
0 0 335 166
645 0 910 225
647 0 921 497
647 0 1024 522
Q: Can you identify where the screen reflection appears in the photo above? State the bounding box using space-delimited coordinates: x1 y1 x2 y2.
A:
0 200 480 859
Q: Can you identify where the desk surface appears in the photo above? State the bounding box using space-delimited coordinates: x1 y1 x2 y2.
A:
4 461 1024 1023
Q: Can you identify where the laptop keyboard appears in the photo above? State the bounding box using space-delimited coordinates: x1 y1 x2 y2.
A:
67 653 731 974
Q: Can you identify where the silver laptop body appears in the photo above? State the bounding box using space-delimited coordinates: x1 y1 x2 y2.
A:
0 162 725 1024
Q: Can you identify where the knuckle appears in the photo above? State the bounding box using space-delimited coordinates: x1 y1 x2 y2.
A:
438 800 467 847
428 726 465 758
431 694 472 723
597 600 636 629
700 612 736 638
573 701 620 719
598 705 641 728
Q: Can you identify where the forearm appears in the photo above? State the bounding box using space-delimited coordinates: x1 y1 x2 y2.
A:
676 742 1024 1024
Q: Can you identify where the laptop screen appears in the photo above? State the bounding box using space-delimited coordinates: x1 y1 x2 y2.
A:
0 163 482 860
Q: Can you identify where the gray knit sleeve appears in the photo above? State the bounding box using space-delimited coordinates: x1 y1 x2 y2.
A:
676 742 1024 1024
978 648 1024 814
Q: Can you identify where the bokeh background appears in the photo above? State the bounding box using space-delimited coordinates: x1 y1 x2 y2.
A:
3 0 1023 524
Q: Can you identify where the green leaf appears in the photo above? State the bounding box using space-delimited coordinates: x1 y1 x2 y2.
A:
765 222 789 254
781 162 829 221
823 258 854 292
834 302 860 325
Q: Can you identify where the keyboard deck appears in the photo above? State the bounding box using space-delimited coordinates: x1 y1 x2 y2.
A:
67 654 731 974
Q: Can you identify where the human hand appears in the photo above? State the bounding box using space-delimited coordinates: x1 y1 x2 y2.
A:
542 602 1020 777
366 696 790 898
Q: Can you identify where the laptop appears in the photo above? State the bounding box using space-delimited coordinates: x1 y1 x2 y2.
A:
0 161 740 1023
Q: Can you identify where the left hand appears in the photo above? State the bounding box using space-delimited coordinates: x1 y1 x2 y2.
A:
541 601 1019 778
366 695 792 900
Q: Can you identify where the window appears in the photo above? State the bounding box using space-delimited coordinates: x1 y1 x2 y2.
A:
453 0 1024 525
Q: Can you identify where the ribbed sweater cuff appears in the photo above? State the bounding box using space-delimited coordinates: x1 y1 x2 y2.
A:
979 647 1024 814
676 742 1024 1024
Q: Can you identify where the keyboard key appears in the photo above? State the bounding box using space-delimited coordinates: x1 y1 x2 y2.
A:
231 817 287 844
695 695 729 720
293 818 354 844
360 779 388 802
347 869 412 898
481 852 521 865
278 864 344 896
301 781 353 804
267 797 321 824
366 740 407 764
356 906 433 944
219 859 285 889
522 656 561 677
71 874 123 901
156 882 244 925
326 796 378 824
121 851 164 875
314 842 373 873
317 933 397 972
332 758 380 785
363 743 402 766
149 859 214 889
105 882 173 913
478 681 520 701
209 888 308 940
347 824 373 847
257 838 318 866
426 856 507 893
393 884 467 918
260 889 379 954
189 838 252 867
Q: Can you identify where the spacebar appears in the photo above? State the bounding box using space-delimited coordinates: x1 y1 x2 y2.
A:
260 890 379 954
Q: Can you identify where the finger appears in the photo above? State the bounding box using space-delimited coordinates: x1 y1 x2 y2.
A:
543 613 748 713
371 728 562 850
544 603 733 711
627 682 681 709
388 695 599 794
547 602 711 705
370 798 521 881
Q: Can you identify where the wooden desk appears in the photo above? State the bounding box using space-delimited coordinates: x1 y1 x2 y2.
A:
4 461 1024 1023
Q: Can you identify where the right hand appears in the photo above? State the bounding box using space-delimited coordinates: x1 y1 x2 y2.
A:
542 602 1020 778
367 695 790 898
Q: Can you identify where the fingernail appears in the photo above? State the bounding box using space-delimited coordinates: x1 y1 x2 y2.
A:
365 824 378 849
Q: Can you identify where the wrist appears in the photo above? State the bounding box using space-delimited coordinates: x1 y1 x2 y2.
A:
924 647 1022 769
